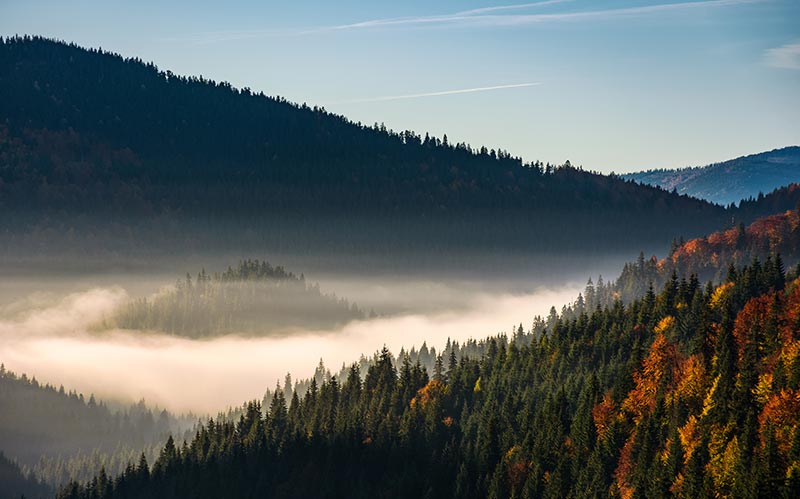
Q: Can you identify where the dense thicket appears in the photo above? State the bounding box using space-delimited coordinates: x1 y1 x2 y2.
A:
108 259 364 337
60 259 800 499
2 35 783 263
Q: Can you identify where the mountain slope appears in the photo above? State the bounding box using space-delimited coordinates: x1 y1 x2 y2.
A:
0 365 194 488
58 260 800 499
0 365 178 466
58 212 800 499
623 147 800 206
0 35 756 268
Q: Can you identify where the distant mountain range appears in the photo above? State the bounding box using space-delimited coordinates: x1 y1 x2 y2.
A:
623 146 800 206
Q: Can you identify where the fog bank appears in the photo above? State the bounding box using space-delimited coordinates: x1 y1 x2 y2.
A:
0 283 580 414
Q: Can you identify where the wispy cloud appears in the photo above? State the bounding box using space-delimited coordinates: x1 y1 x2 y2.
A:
335 82 541 104
170 0 763 44
764 42 800 70
320 0 572 32
328 0 572 31
318 0 763 33
455 0 573 16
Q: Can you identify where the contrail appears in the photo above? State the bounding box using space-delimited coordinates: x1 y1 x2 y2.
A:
320 0 763 33
338 82 541 104
170 0 763 44
454 0 572 17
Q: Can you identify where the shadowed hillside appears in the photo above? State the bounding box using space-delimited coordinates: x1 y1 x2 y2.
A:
0 366 195 488
0 453 51 499
0 36 767 273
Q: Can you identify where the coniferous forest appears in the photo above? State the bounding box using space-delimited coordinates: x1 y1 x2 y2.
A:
2 36 797 273
57 256 800 499
2 8 800 499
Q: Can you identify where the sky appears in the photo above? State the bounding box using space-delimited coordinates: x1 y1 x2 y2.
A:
1 0 799 173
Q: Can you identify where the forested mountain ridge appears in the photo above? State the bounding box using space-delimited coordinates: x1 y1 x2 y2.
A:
59 260 800 499
623 147 800 206
0 35 783 265
107 259 366 337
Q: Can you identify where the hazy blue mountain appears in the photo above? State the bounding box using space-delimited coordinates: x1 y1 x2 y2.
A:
623 146 800 206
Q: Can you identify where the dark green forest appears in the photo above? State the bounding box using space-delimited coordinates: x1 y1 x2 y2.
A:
3 36 795 269
56 257 800 499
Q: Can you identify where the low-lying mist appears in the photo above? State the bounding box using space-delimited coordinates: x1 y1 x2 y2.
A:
0 281 581 414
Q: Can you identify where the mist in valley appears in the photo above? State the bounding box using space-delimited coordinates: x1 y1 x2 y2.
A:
0 259 610 414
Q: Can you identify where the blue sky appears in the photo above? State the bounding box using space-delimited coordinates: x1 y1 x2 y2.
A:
2 0 798 173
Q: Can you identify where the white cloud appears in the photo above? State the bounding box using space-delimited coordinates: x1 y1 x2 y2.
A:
764 43 800 70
